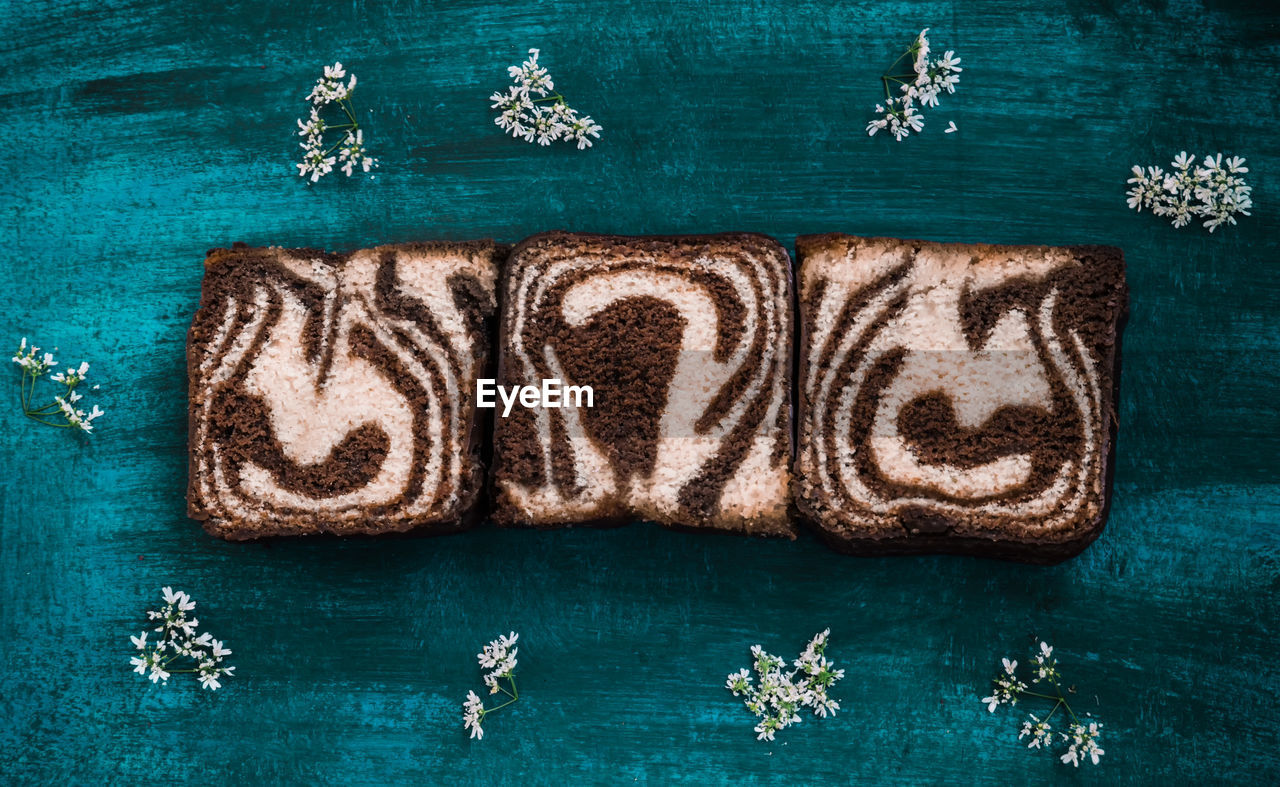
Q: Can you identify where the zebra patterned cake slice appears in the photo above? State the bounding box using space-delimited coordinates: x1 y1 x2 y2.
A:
187 241 503 540
491 232 795 536
794 234 1127 563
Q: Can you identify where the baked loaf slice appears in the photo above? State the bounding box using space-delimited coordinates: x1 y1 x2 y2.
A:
794 234 1126 563
187 241 504 540
491 232 794 536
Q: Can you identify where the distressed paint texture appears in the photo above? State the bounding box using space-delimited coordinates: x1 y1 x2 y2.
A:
1 0 1278 783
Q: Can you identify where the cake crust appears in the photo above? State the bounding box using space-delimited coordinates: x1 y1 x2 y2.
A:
792 234 1127 563
491 231 796 537
187 240 505 540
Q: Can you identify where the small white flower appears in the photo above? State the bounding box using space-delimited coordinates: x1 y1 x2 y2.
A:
944 120 958 133
491 50 601 149
337 129 378 177
148 661 170 684
729 631 843 741
1032 641 1061 683
912 28 931 75
162 587 196 611
298 107 325 138
1019 714 1054 749
986 642 1104 768
297 63 375 181
464 632 521 739
131 588 232 690
869 28 960 140
463 690 486 740
199 669 223 691
726 668 753 695
1126 152 1251 232
509 48 554 96
568 114 603 150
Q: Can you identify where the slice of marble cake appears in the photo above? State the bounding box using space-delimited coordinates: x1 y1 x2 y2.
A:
491 232 795 536
794 234 1126 563
187 241 503 540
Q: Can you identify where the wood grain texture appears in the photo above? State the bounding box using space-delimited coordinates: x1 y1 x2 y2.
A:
1 0 1277 783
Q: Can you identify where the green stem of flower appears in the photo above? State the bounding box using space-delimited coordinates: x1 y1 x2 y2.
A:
1022 688 1080 724
486 697 519 713
20 372 35 411
886 50 913 73
23 415 70 427
340 98 358 125
486 676 520 712
321 134 356 158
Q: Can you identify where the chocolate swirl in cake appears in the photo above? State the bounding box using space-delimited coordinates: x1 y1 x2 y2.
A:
187 242 502 539
491 232 794 536
794 234 1126 561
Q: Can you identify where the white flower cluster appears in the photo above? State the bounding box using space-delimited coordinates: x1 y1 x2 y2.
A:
297 62 378 182
478 631 519 694
462 632 521 740
462 691 486 740
490 49 602 149
129 587 234 690
1032 640 1059 683
984 641 1104 768
1019 713 1054 749
981 656 1029 712
12 337 104 433
1126 152 1252 232
725 629 845 741
1060 719 1105 767
867 28 961 141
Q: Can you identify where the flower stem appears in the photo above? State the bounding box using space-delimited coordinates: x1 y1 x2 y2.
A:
1022 688 1080 724
23 414 69 427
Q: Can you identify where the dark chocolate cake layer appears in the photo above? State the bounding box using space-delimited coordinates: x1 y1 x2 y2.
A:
793 234 1127 563
187 241 504 540
490 232 795 536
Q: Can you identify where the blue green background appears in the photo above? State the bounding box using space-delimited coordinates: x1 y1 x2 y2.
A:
1 0 1277 783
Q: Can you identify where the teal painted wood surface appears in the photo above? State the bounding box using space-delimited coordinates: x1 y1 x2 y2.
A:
1 0 1277 783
